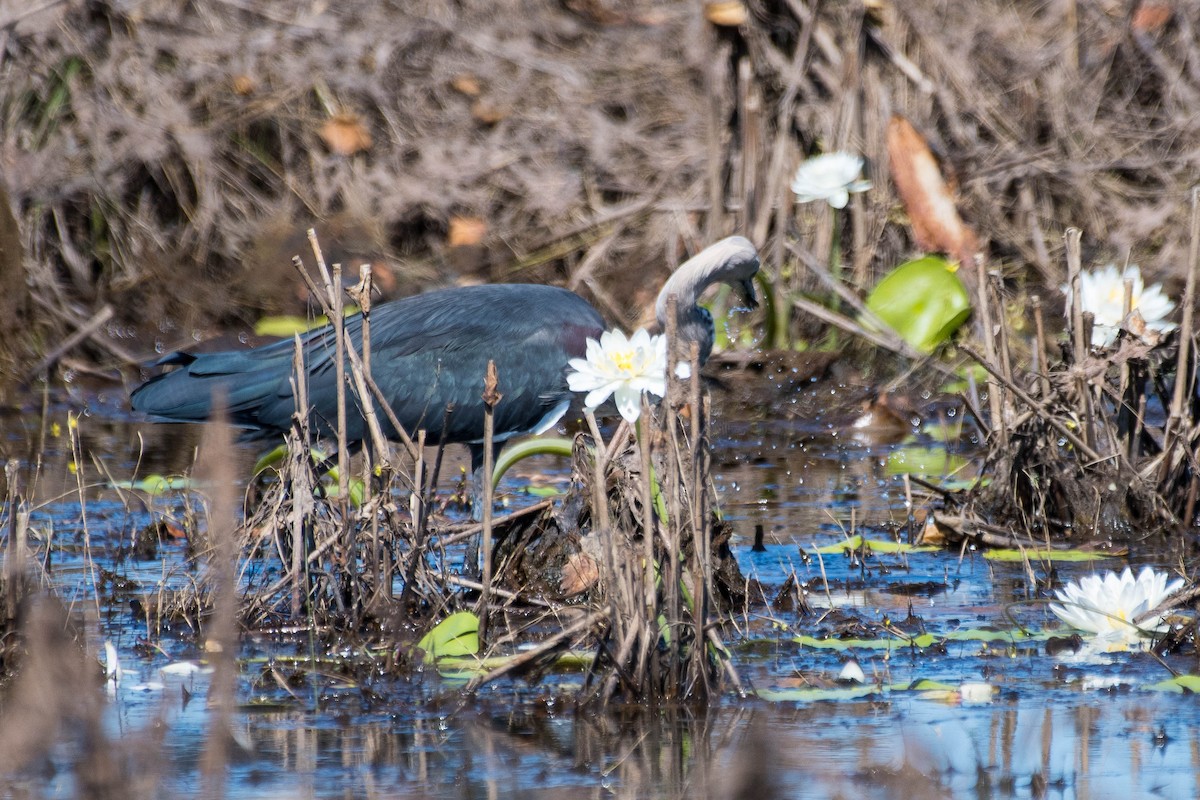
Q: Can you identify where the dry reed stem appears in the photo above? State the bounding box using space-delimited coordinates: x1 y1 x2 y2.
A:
198 397 238 799
288 336 310 618
1033 296 1051 399
974 255 1007 449
1171 187 1200 421
478 360 500 640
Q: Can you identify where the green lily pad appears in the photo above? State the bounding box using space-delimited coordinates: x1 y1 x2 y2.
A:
812 534 939 555
414 611 480 662
795 627 1048 651
1148 675 1200 693
865 256 972 353
522 486 563 498
111 474 193 494
982 548 1116 562
756 685 882 702
757 678 959 703
885 445 970 480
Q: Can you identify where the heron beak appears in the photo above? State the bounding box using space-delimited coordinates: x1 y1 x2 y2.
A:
737 277 759 310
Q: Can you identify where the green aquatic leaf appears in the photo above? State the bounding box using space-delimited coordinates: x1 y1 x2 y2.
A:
324 476 365 506
254 315 329 338
252 444 332 476
491 437 577 488
982 548 1115 562
434 650 594 684
254 306 360 338
795 627 1049 651
756 685 882 702
522 486 563 498
812 534 939 555
865 256 972 353
794 633 937 650
414 611 480 661
1148 675 1200 694
757 679 960 703
111 474 192 494
942 628 1050 643
885 445 970 480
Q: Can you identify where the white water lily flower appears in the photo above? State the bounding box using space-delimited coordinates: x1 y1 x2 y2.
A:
1049 567 1183 648
566 328 670 423
1064 263 1176 348
791 152 872 209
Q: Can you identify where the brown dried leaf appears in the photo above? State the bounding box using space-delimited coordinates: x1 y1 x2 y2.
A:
230 74 255 96
560 551 599 596
319 113 372 156
704 1 748 26
1132 3 1172 33
886 115 979 267
470 99 507 125
451 73 482 97
448 216 487 247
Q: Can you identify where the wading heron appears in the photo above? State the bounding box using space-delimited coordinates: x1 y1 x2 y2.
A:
131 235 760 512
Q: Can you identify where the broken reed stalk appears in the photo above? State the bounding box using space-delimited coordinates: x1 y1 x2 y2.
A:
3 460 19 625
1032 296 1051 399
288 335 310 618
1171 187 1200 422
304 234 351 524
347 263 389 596
478 360 500 640
1064 228 1100 451
290 243 419 469
198 396 238 800
974 254 1007 449
638 393 657 692
1160 187 1200 519
585 410 611 531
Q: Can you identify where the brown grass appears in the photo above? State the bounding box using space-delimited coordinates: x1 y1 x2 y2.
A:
2 1 1198 370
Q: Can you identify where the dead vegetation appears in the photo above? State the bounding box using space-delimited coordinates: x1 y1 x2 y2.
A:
2 1 1199 377
928 211 1200 550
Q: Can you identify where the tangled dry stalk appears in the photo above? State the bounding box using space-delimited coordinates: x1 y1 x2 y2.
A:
2 1 1199 377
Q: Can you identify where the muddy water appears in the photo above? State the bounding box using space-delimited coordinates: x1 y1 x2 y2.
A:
4 382 1200 799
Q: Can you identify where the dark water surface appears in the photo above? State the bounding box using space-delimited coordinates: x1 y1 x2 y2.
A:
4 381 1200 799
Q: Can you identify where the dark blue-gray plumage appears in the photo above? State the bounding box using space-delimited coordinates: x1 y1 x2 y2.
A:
131 235 760 508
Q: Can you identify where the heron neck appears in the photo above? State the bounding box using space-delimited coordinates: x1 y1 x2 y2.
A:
655 268 705 329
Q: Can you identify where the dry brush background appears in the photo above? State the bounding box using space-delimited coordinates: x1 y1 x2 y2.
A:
0 0 1198 376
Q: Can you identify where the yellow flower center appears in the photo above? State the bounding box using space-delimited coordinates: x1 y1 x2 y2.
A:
1106 284 1138 308
611 349 636 373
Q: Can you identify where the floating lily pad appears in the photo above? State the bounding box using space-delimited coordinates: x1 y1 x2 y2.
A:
415 611 480 662
983 548 1117 562
1148 675 1200 694
757 678 957 703
795 627 1049 651
865 256 972 353
522 486 563 498
885 445 970 480
812 534 939 555
111 474 192 494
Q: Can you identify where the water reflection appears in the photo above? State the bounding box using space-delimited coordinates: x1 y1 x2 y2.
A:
2 393 1197 799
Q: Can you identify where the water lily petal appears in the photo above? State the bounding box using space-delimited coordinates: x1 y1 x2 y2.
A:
613 384 642 423
791 152 871 208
